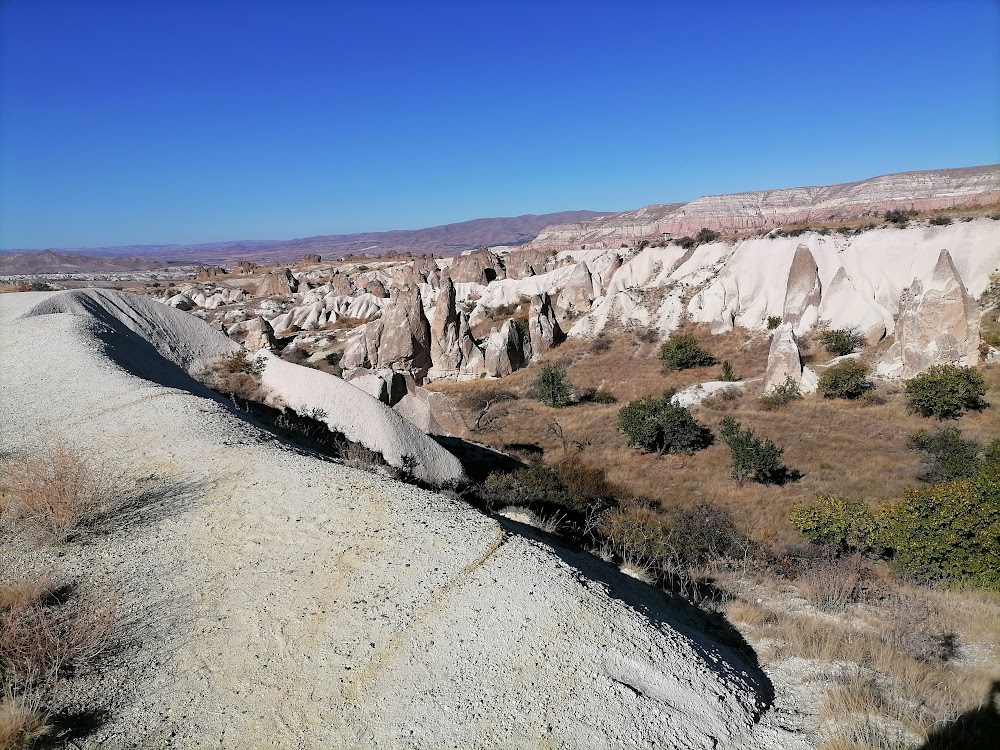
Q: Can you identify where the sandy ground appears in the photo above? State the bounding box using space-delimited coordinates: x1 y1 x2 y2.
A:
0 291 811 749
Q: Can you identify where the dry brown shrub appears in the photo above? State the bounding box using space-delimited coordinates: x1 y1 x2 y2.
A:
0 697 49 750
0 446 131 542
0 580 116 696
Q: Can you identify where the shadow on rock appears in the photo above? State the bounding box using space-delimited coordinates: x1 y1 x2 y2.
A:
495 515 776 719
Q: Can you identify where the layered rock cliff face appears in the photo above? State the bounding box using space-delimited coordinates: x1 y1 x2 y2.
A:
526 165 1000 252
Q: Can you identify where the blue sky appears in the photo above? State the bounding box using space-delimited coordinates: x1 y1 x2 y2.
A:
2 0 998 249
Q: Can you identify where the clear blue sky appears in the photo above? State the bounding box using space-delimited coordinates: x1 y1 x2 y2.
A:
2 0 998 249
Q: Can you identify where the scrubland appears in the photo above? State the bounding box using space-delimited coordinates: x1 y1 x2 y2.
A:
428 323 1000 749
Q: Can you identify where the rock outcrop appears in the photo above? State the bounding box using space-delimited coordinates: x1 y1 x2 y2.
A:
528 293 565 356
878 249 981 378
428 277 485 379
484 319 532 377
241 317 278 352
255 268 298 297
342 286 433 378
448 248 505 285
554 261 597 320
196 265 228 280
763 325 811 393
782 245 822 333
504 247 550 279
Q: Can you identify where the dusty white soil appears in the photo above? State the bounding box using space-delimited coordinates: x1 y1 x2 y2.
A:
0 291 810 749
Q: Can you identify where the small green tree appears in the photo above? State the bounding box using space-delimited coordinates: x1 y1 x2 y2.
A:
885 209 911 226
766 315 782 330
817 360 873 400
790 496 875 554
718 417 787 485
759 375 803 410
695 227 720 244
907 428 983 482
904 365 988 420
876 467 1000 590
658 335 716 370
819 327 866 356
536 362 572 408
719 361 737 382
617 393 713 456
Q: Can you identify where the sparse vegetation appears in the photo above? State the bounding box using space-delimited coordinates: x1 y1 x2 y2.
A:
884 208 914 226
766 315 782 330
907 427 986 482
719 360 737 382
658 334 715 371
617 393 713 456
536 362 572 408
718 417 789 485
929 215 953 225
905 365 988 419
819 326 866 356
759 375 802 410
818 360 874 400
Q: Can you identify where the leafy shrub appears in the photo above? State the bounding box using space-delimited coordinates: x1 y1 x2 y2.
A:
536 362 572 408
791 496 875 554
860 388 887 406
480 458 617 517
885 209 911 226
759 375 803 410
658 335 715 370
695 227 720 244
617 393 713 456
718 417 789 485
904 365 988 419
324 351 342 367
719 361 737 382
766 315 782 330
907 428 983 482
818 360 873 400
676 236 696 250
590 334 611 353
580 387 616 404
819 327 866 356
876 467 1000 589
929 215 953 226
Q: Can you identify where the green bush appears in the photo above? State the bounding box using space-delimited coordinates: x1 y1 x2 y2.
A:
885 209 911 226
819 327 866 356
658 335 715 370
695 227 720 244
904 365 988 420
618 393 713 456
929 215 953 226
324 351 342 367
876 466 1000 590
480 458 618 516
907 428 983 482
766 315 782 330
818 360 873 400
536 362 572 408
759 375 803 410
719 360 737 382
718 417 788 485
790 496 875 554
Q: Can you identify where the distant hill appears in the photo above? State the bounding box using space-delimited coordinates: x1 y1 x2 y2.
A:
0 250 165 275
1 211 608 267
526 165 1000 251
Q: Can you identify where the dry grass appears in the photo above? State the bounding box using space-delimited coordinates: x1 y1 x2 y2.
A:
0 446 133 543
429 329 1000 548
723 579 1000 749
0 697 49 750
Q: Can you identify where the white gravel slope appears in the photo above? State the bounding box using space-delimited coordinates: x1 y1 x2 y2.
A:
0 291 803 749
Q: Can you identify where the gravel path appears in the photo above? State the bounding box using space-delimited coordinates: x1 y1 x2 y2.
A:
0 291 808 749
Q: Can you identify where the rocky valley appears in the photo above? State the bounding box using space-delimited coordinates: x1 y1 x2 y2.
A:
2 168 1000 750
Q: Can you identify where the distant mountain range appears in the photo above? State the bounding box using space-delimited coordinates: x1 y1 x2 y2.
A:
5 164 1000 275
0 211 608 272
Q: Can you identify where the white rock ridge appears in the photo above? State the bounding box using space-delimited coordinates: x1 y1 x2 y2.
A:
0 289 798 749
